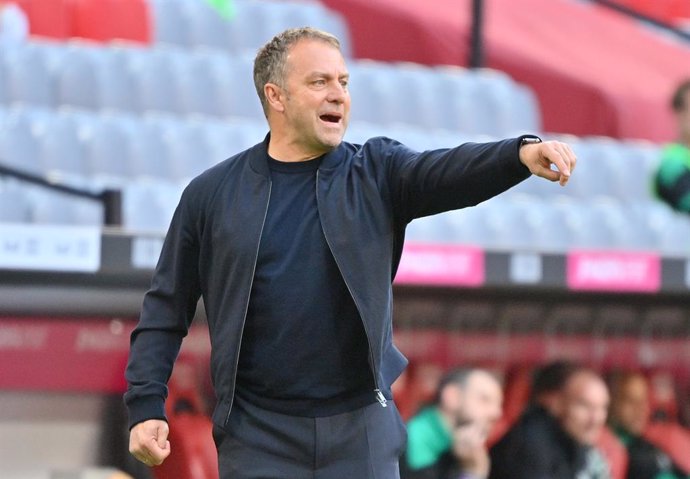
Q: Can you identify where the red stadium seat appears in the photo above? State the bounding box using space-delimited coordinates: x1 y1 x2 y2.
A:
70 0 151 44
151 361 218 479
501 366 532 426
647 369 679 422
11 0 72 39
644 422 690 475
596 427 628 479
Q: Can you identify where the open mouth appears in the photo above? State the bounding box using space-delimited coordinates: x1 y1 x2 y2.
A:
319 113 342 124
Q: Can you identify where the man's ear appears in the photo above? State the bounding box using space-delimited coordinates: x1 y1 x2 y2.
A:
265 83 285 113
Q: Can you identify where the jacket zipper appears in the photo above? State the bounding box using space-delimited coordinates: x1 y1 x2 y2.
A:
315 170 387 408
224 181 272 426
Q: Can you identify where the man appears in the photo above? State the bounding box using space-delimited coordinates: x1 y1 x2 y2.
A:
608 371 688 479
400 368 503 479
490 363 610 479
654 79 690 213
125 27 576 478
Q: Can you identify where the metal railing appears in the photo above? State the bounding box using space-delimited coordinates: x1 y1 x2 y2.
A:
0 162 122 227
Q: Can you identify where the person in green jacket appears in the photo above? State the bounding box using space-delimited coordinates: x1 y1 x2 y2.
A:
608 371 689 479
400 368 503 479
655 79 690 213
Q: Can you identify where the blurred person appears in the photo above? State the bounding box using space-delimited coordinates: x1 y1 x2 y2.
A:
124 26 577 479
0 1 28 47
400 368 503 479
608 371 689 479
654 79 690 214
490 363 610 479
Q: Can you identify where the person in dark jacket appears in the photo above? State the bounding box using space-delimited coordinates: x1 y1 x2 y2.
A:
489 363 610 479
608 371 689 479
400 368 503 479
125 27 577 479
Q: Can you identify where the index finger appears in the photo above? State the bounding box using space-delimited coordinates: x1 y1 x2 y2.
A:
548 142 577 186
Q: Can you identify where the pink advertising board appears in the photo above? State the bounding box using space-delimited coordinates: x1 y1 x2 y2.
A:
395 243 485 287
567 250 661 292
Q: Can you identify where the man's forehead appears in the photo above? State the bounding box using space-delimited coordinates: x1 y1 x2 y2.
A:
286 40 346 68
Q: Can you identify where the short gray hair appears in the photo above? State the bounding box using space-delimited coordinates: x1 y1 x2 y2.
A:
253 27 341 117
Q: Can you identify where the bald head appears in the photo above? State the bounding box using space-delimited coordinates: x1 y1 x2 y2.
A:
555 369 609 446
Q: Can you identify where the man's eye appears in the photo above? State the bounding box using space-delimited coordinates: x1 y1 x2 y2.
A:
313 80 326 86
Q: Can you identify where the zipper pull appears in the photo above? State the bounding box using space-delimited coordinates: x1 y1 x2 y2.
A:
375 389 387 408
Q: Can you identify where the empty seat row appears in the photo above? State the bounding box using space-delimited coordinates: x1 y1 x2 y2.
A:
511 135 661 202
1 105 676 252
0 106 266 182
0 41 541 136
406 193 690 255
149 0 353 57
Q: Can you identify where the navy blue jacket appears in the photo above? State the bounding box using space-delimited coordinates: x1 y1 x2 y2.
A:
124 134 531 429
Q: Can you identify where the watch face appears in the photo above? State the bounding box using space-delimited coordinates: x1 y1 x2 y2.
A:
521 137 542 146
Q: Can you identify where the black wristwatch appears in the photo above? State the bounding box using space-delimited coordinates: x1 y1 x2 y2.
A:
520 136 542 147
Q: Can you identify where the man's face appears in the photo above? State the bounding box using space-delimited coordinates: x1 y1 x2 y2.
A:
558 372 609 446
611 375 650 436
276 39 350 155
443 372 503 437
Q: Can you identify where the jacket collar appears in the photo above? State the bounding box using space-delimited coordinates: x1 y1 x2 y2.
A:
248 132 346 177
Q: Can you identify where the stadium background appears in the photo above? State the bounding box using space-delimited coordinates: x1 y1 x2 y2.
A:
1 0 690 477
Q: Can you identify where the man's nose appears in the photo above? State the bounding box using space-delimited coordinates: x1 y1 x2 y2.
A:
327 83 347 103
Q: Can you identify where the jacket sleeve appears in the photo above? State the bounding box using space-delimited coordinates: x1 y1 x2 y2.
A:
123 184 203 429
373 136 532 224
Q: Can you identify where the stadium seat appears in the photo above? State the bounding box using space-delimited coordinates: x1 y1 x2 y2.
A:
93 47 139 113
596 427 628 479
149 0 191 47
128 48 183 114
123 180 182 232
11 0 72 39
0 182 32 223
644 422 690 474
175 52 224 117
159 118 215 181
70 0 151 44
126 119 173 180
39 111 89 178
0 108 44 175
54 45 100 110
29 189 103 226
81 117 132 180
1 45 55 107
151 360 218 479
181 0 233 50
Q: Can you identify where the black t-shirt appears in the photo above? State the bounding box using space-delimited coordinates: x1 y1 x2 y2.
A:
235 155 374 416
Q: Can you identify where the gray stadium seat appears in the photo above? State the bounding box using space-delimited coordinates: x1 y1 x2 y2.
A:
1 46 55 107
126 118 174 180
175 52 224 117
0 108 44 175
81 116 132 180
123 180 183 232
128 48 183 114
149 0 191 47
39 110 89 179
0 182 32 222
55 45 100 110
94 47 139 113
29 189 103 226
181 0 232 50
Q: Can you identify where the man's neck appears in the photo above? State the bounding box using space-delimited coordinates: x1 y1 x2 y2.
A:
268 136 327 163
